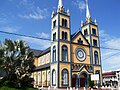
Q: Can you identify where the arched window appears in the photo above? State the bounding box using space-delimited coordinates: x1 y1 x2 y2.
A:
94 51 99 64
52 69 56 86
62 69 69 86
62 19 67 27
62 31 68 40
53 46 56 62
62 45 68 61
47 71 50 85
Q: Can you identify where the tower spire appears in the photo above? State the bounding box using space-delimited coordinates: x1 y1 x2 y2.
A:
57 0 65 13
86 0 91 19
58 0 63 8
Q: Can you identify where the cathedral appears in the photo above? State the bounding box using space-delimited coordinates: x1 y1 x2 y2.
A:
32 0 102 88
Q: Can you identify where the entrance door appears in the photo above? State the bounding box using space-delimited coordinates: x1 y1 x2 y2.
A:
80 73 87 87
80 78 85 87
72 74 77 87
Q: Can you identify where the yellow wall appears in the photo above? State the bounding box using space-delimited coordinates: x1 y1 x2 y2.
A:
50 63 58 87
34 57 38 67
32 69 50 87
72 33 89 45
59 63 71 87
71 44 90 64
38 52 50 66
52 15 58 29
92 48 101 64
92 36 99 47
59 42 70 62
51 28 58 41
90 25 98 36
60 28 70 41
60 15 70 28
82 25 90 35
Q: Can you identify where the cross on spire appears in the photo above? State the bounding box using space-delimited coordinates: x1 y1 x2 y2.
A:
86 0 91 19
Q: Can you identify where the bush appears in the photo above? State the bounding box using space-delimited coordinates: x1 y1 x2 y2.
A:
0 86 37 90
0 86 16 90
89 81 95 88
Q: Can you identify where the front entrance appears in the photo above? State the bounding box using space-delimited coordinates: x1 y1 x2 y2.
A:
72 72 88 88
80 78 85 87
72 74 77 87
80 72 87 87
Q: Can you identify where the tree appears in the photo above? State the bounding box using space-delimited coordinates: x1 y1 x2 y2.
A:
0 39 35 88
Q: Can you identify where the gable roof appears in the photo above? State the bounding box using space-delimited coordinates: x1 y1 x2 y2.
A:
31 47 51 58
71 30 89 45
38 47 51 57
31 49 42 57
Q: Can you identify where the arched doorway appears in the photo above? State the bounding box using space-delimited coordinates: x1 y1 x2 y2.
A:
80 72 88 87
72 74 77 87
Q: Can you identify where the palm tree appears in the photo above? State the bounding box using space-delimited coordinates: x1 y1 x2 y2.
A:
0 39 35 88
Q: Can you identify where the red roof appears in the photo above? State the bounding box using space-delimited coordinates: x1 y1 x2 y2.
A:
102 72 116 76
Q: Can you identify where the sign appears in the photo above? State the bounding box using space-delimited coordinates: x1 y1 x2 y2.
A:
91 74 99 81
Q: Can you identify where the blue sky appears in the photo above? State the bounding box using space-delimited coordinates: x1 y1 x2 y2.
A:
0 0 120 72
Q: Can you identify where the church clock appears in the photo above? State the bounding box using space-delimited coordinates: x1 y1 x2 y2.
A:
76 48 86 61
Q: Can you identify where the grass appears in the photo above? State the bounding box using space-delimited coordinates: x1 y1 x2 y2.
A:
0 86 38 90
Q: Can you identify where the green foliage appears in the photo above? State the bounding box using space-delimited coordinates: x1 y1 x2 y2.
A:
89 81 95 88
0 86 16 90
0 86 37 90
88 76 95 88
0 39 35 88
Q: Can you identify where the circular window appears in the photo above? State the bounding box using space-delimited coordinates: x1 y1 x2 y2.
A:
76 48 86 61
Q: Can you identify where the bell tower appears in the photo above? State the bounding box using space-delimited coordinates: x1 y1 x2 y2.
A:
50 0 71 88
81 0 102 86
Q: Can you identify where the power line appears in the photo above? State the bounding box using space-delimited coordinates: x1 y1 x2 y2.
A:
103 52 120 61
100 47 120 51
0 31 51 41
0 30 120 51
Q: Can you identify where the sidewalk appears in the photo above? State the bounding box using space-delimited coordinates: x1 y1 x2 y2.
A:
38 87 116 90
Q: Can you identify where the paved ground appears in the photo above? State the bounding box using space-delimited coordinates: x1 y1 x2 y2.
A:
38 87 117 90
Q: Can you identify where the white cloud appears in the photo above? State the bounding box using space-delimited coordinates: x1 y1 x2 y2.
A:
36 32 49 39
19 7 49 20
99 30 120 72
72 0 86 11
21 32 51 50
0 26 20 33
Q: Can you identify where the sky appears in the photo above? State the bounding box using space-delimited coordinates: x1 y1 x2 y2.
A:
0 0 120 72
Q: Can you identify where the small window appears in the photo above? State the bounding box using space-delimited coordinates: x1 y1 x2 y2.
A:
53 20 56 28
42 57 44 63
94 51 99 64
38 58 41 64
62 45 68 62
92 28 96 35
84 29 88 36
53 46 56 62
93 39 97 46
52 70 56 86
62 31 68 40
62 19 65 27
65 19 67 27
78 38 83 44
62 69 69 86
62 18 67 27
62 31 65 40
65 32 68 40
53 33 56 41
